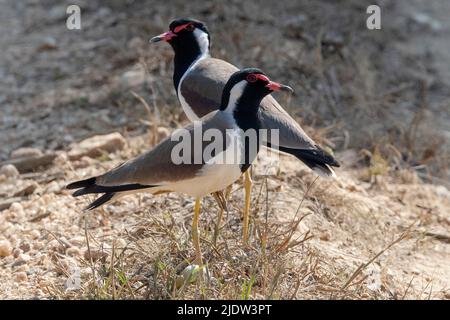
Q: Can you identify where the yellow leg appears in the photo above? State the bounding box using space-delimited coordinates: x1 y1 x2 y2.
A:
243 169 252 245
192 197 203 265
212 185 232 245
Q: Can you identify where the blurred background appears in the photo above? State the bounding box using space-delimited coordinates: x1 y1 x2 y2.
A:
0 0 449 299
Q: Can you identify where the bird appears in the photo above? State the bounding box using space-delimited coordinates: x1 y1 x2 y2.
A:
67 68 293 266
150 18 340 243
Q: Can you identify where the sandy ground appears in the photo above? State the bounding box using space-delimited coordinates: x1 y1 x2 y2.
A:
0 0 449 299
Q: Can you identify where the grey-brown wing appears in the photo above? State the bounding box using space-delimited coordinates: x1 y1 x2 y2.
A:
96 111 233 186
180 58 238 117
181 58 316 150
259 95 316 150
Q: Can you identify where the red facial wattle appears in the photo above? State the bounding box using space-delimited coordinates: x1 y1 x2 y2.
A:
254 74 270 82
174 23 193 33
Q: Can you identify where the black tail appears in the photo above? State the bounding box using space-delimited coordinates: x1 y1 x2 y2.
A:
67 177 96 190
67 176 156 210
85 192 116 210
72 183 153 197
277 145 340 177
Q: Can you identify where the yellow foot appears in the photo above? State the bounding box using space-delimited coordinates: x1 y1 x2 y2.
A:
243 169 252 244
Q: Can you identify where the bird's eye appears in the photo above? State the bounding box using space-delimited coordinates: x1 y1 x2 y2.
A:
246 74 257 83
186 24 195 31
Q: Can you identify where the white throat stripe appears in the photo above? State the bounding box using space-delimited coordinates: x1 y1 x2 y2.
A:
224 81 246 113
177 29 210 121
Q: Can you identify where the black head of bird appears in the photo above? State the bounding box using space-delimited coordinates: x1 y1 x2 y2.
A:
220 68 294 114
150 18 210 54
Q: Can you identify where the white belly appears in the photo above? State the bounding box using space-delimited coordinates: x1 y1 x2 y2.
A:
158 127 245 197
167 164 242 197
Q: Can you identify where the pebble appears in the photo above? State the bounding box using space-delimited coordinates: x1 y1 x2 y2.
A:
66 247 81 257
69 236 85 246
11 147 43 159
68 132 126 160
6 152 57 173
13 182 38 197
14 272 28 282
0 164 19 178
29 230 41 240
319 232 331 241
47 239 65 253
32 242 44 250
45 181 60 194
17 253 31 264
19 241 31 253
13 248 22 259
83 249 107 262
0 240 13 257
9 202 24 214
69 225 79 233
39 36 57 51
116 238 127 249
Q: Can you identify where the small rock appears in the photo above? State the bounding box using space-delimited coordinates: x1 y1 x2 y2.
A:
0 240 13 257
83 249 108 262
116 238 127 249
19 242 31 253
13 182 38 197
3 152 57 173
13 248 22 259
18 253 31 263
14 272 28 282
0 197 24 211
68 132 126 160
69 236 85 246
11 147 43 159
45 181 60 194
0 164 19 178
69 225 79 233
32 242 44 250
29 230 41 240
72 156 95 169
9 202 24 214
66 247 81 257
319 232 331 241
38 36 58 51
47 239 65 253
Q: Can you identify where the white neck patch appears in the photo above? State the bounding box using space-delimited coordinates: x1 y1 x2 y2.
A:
193 29 210 57
224 81 247 113
176 28 210 122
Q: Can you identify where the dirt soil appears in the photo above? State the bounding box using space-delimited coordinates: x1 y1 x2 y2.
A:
0 0 449 299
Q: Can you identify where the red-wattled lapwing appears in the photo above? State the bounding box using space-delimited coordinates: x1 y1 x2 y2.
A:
67 68 293 265
150 18 340 243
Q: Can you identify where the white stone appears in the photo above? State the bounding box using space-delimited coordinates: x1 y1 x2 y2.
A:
0 164 19 178
0 240 13 257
